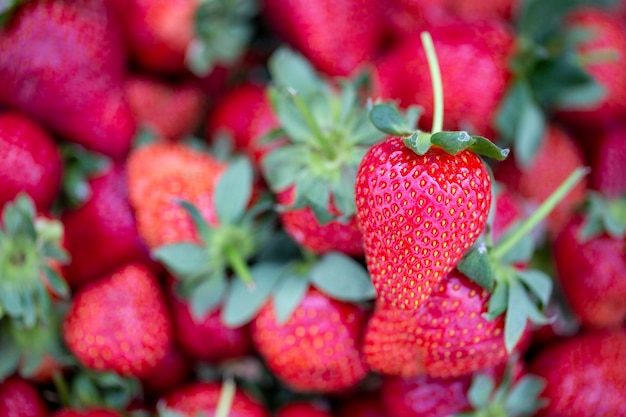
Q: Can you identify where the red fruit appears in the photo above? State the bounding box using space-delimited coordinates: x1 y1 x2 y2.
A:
555 7 626 127
139 344 192 396
552 215 626 328
446 0 520 22
261 0 385 76
276 402 333 417
336 392 389 417
251 288 369 393
245 87 285 167
161 381 269 417
355 137 492 310
587 123 626 198
50 410 122 417
63 263 173 378
495 125 588 237
0 112 63 211
380 0 448 41
61 164 151 289
529 329 626 417
0 0 135 160
374 19 514 138
0 376 48 417
125 74 205 141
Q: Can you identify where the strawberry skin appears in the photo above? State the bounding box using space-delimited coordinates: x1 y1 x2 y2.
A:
139 343 192 397
50 410 122 417
552 216 626 328
161 381 270 417
0 376 48 417
251 288 369 393
529 329 626 417
588 123 626 198
355 137 492 310
276 402 334 417
63 262 173 378
0 0 136 160
0 111 63 211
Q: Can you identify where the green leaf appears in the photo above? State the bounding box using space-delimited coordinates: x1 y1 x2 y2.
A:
269 88 316 146
402 131 432 155
43 265 69 298
272 273 310 324
41 242 70 264
369 104 414 136
0 286 22 318
190 273 227 319
505 279 551 353
309 252 376 302
152 243 209 277
261 145 309 192
177 200 214 242
555 82 606 109
516 269 553 306
495 224 536 264
221 263 284 327
330 166 358 218
468 136 510 161
268 47 323 96
19 350 44 378
458 242 495 291
514 97 546 168
487 280 509 319
0 336 20 381
467 374 495 409
505 375 547 416
214 157 253 224
431 131 473 155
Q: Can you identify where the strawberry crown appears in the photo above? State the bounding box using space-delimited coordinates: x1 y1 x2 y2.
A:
577 192 626 241
260 47 386 224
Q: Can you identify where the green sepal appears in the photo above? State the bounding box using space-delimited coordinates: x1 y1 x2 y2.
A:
0 335 21 382
468 136 510 161
156 403 189 417
578 193 626 241
272 273 310 325
189 271 227 319
486 279 509 320
431 131 473 154
504 375 548 416
467 374 496 409
261 145 310 192
494 225 536 265
177 200 214 242
516 269 553 307
68 368 142 411
504 278 551 353
458 241 495 291
268 87 318 147
43 265 70 298
403 131 432 155
221 262 285 328
369 103 415 136
152 243 210 277
309 252 376 302
0 0 29 27
268 47 324 96
214 156 254 225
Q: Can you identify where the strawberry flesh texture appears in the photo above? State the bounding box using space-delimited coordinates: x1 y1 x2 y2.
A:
0 0 136 160
356 137 492 310
552 216 626 328
251 288 369 394
63 263 173 378
0 112 63 211
0 376 48 417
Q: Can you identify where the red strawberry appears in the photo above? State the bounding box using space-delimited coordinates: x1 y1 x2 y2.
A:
336 392 389 417
0 112 63 211
125 74 205 142
139 343 192 397
160 381 270 417
50 410 122 417
373 19 514 138
0 376 48 417
61 164 151 289
446 0 520 22
355 136 493 310
529 329 626 417
380 0 448 41
261 0 385 77
552 213 626 328
276 402 333 417
251 288 369 394
63 262 173 378
555 7 626 127
586 123 626 198
0 0 136 160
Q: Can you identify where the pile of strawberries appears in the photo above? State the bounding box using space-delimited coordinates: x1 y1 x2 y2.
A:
1 0 625 416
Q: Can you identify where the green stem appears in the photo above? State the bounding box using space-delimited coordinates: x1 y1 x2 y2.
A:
214 377 236 417
225 245 255 289
421 31 444 134
492 167 589 260
52 370 71 407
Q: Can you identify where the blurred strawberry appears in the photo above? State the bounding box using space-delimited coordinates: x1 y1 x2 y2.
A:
139 343 192 398
50 409 123 417
276 401 333 417
585 123 626 198
0 112 63 211
0 376 48 417
0 0 136 160
336 391 389 417
125 74 206 142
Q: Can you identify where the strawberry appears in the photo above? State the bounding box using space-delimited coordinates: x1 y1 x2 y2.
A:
0 376 48 417
61 163 151 289
336 392 389 417
159 381 270 417
63 262 173 378
261 0 385 77
276 402 334 417
586 123 626 198
528 329 626 417
139 343 192 397
50 410 123 417
552 200 626 328
446 0 520 22
251 288 369 394
125 74 205 142
0 112 63 211
0 0 136 160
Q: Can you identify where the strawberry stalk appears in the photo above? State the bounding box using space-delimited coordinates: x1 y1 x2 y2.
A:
214 377 236 417
421 32 444 135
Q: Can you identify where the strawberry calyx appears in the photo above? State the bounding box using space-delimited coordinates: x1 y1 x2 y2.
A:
153 157 275 319
458 167 589 352
577 192 626 241
260 47 386 224
221 232 375 328
0 0 27 27
0 194 70 328
186 0 258 76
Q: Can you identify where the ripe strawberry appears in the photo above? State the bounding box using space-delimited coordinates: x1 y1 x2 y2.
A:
139 343 192 397
0 0 136 160
529 329 626 417
355 135 493 310
63 262 173 378
251 288 369 393
373 19 514 138
0 376 48 417
125 74 205 142
446 0 520 22
586 123 626 198
552 210 626 329
276 402 334 417
61 164 151 289
159 381 270 417
555 7 626 127
336 392 389 417
50 410 122 417
0 112 63 211
261 0 385 77
494 125 588 237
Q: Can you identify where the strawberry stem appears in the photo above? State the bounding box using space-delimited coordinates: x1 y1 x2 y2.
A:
225 244 256 289
51 370 71 407
421 32 444 134
492 167 589 260
215 376 236 417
